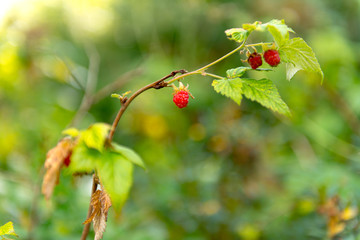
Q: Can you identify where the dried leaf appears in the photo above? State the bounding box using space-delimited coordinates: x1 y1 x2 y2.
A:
41 138 74 199
83 189 112 240
83 190 101 225
100 189 112 220
93 211 107 240
328 216 345 238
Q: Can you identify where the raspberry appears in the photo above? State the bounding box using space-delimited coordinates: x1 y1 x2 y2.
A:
263 49 281 67
63 152 71 167
173 90 189 108
247 52 262 69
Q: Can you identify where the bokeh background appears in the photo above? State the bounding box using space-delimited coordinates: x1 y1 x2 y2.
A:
1 0 360 239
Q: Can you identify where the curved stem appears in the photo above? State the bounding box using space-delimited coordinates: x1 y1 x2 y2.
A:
245 42 273 47
203 72 224 79
108 41 247 141
80 40 248 240
166 40 246 85
80 174 98 240
107 70 187 143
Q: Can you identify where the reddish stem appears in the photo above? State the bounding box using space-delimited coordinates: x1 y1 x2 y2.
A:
80 174 98 240
81 69 186 239
107 69 187 143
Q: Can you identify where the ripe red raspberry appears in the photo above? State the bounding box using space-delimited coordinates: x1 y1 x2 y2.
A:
263 49 281 67
63 152 71 167
247 52 262 69
173 90 189 108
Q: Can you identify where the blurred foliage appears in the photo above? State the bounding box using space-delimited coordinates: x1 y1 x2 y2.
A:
0 0 360 239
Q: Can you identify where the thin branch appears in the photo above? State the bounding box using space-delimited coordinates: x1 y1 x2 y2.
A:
70 45 100 127
203 72 224 79
69 67 144 128
80 174 99 240
93 67 144 103
57 56 85 91
81 41 248 240
245 42 273 48
166 40 247 85
107 69 187 143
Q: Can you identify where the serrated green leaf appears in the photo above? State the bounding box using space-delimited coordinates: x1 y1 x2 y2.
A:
68 142 99 173
267 25 286 47
111 143 146 170
245 19 293 47
241 78 291 117
0 222 18 238
212 78 243 105
81 123 111 152
62 128 80 138
225 28 249 43
69 142 135 212
242 21 262 32
262 19 294 37
279 37 323 81
226 67 251 78
97 152 133 213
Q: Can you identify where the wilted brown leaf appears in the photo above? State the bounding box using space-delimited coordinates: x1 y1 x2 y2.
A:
41 137 74 199
83 189 112 240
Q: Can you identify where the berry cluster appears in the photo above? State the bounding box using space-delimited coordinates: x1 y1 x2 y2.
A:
247 49 281 69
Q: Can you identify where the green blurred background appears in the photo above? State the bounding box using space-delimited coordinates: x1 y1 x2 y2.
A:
1 0 360 239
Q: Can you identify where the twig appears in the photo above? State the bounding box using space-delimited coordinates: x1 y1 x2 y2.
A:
107 70 187 143
93 67 144 104
70 44 100 127
80 174 99 240
80 40 248 239
57 56 85 91
107 40 247 142
69 67 144 127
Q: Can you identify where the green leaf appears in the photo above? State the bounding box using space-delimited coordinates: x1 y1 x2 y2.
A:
81 123 111 152
225 28 249 43
267 25 286 47
226 67 272 78
68 142 99 173
243 19 293 47
242 21 262 32
226 67 251 78
241 78 291 117
97 151 133 213
62 128 80 138
69 142 135 212
0 222 18 238
212 78 243 105
262 19 294 37
279 37 323 81
111 143 146 170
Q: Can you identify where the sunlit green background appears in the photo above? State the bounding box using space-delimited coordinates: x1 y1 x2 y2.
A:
1 0 360 239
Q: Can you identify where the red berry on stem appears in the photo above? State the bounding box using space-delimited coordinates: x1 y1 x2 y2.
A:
64 154 71 167
247 52 262 69
173 90 189 108
264 49 281 67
